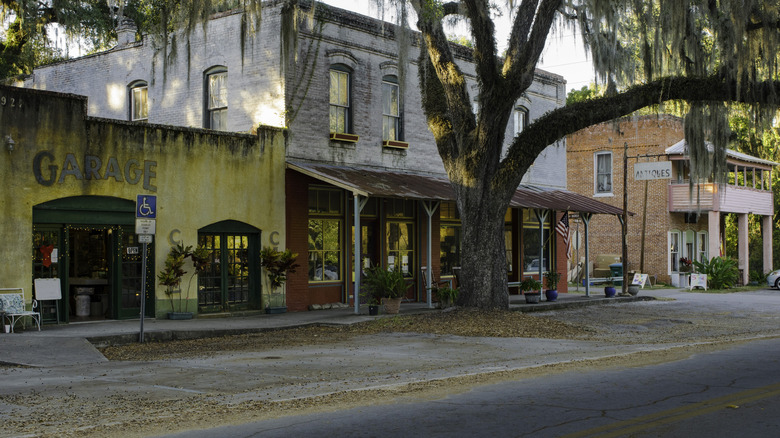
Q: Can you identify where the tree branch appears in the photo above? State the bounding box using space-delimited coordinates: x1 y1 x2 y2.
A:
498 75 780 186
504 0 560 88
463 0 501 88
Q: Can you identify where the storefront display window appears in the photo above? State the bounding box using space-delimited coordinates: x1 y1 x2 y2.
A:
522 209 551 274
309 187 343 282
439 202 461 276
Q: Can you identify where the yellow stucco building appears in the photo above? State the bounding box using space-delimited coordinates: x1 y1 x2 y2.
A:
0 85 286 322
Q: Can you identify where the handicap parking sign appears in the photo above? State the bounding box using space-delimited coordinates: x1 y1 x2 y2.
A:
136 195 157 218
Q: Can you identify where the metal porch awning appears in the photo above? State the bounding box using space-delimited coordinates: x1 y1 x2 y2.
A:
287 160 627 215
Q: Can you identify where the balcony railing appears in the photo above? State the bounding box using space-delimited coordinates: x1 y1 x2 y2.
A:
668 181 773 215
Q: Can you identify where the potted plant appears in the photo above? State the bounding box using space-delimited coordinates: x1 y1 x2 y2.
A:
604 279 617 298
363 265 408 314
543 271 560 302
520 277 542 304
157 243 210 319
360 286 381 315
436 286 459 309
259 247 300 314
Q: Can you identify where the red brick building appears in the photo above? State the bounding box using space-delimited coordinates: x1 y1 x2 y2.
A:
567 115 776 286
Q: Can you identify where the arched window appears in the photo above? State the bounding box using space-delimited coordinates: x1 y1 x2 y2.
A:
205 66 228 131
128 80 148 122
513 106 528 136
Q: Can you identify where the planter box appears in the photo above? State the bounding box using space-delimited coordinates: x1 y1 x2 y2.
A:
167 312 193 320
329 132 359 143
382 140 409 149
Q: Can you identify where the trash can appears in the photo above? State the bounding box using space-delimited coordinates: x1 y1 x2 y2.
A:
609 262 623 286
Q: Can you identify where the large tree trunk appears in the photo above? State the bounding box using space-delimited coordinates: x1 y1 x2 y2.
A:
455 184 512 309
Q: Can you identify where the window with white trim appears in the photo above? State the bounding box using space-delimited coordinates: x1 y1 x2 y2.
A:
513 107 528 136
206 67 228 131
595 151 613 195
382 75 401 141
129 82 148 122
697 231 708 263
329 66 351 134
669 231 681 272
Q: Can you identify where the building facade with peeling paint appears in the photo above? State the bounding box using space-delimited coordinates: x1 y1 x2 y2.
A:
16 2 625 319
0 85 286 322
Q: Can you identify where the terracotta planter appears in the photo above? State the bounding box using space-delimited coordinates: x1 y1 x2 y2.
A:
382 297 402 314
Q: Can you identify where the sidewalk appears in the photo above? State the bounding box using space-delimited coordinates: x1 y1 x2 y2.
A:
0 289 655 368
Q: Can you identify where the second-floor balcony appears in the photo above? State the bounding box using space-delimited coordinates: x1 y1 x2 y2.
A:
668 181 774 215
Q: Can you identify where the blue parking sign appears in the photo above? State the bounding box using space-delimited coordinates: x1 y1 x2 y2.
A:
136 195 157 218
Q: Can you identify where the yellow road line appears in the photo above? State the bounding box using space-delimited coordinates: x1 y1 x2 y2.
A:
561 381 780 438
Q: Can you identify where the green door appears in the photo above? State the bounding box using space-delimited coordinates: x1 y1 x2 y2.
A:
197 221 260 314
116 228 154 319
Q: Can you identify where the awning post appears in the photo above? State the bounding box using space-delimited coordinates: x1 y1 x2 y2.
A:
581 212 592 297
353 194 368 315
422 201 440 309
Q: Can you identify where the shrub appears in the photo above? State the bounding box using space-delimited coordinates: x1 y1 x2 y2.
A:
693 256 739 289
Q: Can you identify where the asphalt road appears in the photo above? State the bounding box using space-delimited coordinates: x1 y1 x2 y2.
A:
161 336 780 437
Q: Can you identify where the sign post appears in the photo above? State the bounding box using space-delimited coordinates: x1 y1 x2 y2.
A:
135 195 157 343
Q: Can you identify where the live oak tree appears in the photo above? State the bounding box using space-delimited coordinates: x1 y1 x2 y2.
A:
8 0 780 308
402 0 780 308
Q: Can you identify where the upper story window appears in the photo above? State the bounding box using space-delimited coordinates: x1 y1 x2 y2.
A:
513 106 528 136
382 75 401 141
503 106 529 158
329 66 351 134
129 81 148 122
595 151 613 195
205 67 228 131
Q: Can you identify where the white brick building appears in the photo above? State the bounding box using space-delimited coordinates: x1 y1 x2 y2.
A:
20 1 610 314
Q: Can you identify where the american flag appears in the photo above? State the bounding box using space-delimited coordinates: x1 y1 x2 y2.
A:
556 212 571 260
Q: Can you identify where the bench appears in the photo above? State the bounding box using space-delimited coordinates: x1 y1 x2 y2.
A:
0 288 41 333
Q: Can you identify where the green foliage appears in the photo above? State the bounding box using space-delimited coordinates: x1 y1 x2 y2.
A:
749 270 764 284
692 256 739 289
520 277 542 293
544 271 561 290
157 243 211 312
447 35 472 48
436 286 459 303
566 84 602 105
259 247 300 290
363 265 408 302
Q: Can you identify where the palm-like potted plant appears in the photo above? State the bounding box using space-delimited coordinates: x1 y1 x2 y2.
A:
363 265 408 314
544 270 560 302
259 247 300 314
520 277 542 304
157 243 210 319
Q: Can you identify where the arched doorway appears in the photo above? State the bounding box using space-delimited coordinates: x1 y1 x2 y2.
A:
197 220 261 313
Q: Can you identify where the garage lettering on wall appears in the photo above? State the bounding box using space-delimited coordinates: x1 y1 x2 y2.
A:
33 151 157 192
